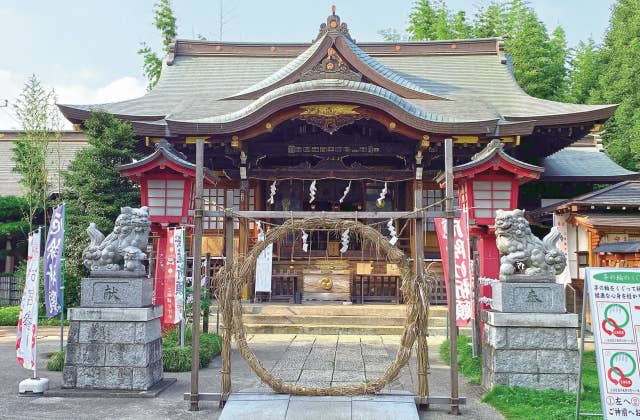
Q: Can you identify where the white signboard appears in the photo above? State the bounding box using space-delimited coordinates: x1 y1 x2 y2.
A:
586 267 640 419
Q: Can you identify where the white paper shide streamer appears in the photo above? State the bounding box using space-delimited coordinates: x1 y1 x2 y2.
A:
340 229 350 253
376 182 388 207
267 180 277 205
387 219 398 245
339 180 351 204
257 220 265 241
309 180 317 203
301 230 309 252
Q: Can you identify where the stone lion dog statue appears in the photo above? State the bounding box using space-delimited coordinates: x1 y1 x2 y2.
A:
495 209 567 277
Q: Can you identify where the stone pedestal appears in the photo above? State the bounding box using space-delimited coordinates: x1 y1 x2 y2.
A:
491 281 565 313
482 311 580 392
63 276 163 391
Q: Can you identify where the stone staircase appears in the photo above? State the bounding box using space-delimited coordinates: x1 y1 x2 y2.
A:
208 303 471 336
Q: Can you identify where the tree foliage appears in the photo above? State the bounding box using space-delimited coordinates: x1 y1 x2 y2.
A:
592 0 640 170
11 75 62 231
61 112 141 306
567 38 602 104
138 0 178 90
398 0 569 100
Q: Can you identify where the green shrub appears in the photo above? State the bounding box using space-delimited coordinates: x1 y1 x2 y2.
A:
0 306 20 325
439 334 482 384
162 346 193 372
47 350 65 371
161 327 222 372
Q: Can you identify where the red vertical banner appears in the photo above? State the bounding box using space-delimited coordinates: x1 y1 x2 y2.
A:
163 229 177 324
434 214 473 326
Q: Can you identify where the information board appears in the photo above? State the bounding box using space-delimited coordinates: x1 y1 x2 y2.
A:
586 267 640 419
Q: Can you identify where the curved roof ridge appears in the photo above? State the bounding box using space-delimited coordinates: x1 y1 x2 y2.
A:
169 79 461 125
336 37 447 100
223 35 331 100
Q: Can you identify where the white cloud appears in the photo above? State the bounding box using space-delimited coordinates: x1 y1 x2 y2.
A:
0 70 146 130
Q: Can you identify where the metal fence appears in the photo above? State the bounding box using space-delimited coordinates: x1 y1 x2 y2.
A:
0 275 21 306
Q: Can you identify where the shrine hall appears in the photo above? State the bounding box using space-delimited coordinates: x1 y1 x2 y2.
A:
59 11 621 306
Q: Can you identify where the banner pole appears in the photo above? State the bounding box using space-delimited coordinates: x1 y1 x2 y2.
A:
35 227 42 379
575 275 589 420
59 203 67 352
445 138 460 415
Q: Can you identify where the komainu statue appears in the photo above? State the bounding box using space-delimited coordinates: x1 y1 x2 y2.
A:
83 207 151 273
495 209 567 277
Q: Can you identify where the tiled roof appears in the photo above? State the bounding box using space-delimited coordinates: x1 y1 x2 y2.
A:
542 149 638 181
58 13 616 143
570 181 640 206
575 213 640 229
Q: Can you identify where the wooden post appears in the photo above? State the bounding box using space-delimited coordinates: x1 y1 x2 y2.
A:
203 253 211 333
189 139 204 411
220 209 234 406
414 166 429 406
445 137 460 415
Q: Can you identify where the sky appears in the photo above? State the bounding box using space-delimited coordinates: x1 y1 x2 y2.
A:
0 0 617 129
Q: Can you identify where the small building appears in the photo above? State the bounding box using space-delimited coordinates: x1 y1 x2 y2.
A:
532 180 640 313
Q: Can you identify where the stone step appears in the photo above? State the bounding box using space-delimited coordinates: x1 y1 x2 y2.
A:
241 324 471 336
220 304 449 317
238 314 451 327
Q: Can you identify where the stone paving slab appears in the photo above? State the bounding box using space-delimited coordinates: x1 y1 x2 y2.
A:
220 392 419 420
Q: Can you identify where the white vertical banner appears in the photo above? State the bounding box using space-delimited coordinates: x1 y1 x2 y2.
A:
254 222 273 293
586 268 640 419
16 228 41 370
553 213 572 285
173 227 186 325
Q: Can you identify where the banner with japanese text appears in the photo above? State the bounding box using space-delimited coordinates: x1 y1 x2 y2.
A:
255 222 273 293
586 268 640 419
16 228 41 370
435 215 473 326
553 213 572 285
164 227 186 324
44 203 65 317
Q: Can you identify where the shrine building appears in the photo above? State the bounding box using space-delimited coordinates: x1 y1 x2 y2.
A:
59 11 622 306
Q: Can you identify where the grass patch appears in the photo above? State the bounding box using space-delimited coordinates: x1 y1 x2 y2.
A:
439 335 482 384
482 351 602 420
0 306 20 325
162 327 222 372
47 350 65 371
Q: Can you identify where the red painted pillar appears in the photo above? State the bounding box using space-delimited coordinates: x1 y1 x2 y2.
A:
473 229 499 311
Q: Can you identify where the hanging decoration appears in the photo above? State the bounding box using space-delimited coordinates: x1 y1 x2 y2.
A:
301 230 309 252
309 180 317 203
339 180 352 204
267 180 277 206
340 229 350 253
387 219 398 245
376 182 388 208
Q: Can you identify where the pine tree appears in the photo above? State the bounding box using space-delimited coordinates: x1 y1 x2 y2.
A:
138 0 178 90
61 112 141 306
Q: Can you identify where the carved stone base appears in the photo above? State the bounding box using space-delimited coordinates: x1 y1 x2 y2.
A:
81 277 153 308
62 306 163 391
491 281 565 313
482 311 579 392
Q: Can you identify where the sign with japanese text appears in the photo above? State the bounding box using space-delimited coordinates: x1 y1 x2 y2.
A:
586 267 640 419
164 227 186 324
255 222 273 293
435 215 473 326
553 213 571 285
16 228 41 370
44 203 65 317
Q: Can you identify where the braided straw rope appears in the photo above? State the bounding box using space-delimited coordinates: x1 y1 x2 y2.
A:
217 217 431 396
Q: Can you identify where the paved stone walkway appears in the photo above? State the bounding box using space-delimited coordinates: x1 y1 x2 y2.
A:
0 327 503 419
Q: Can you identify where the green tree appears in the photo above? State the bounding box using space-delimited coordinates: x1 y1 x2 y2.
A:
407 0 472 40
595 0 640 170
12 75 62 231
61 112 141 306
138 0 178 90
0 196 29 274
568 38 602 104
